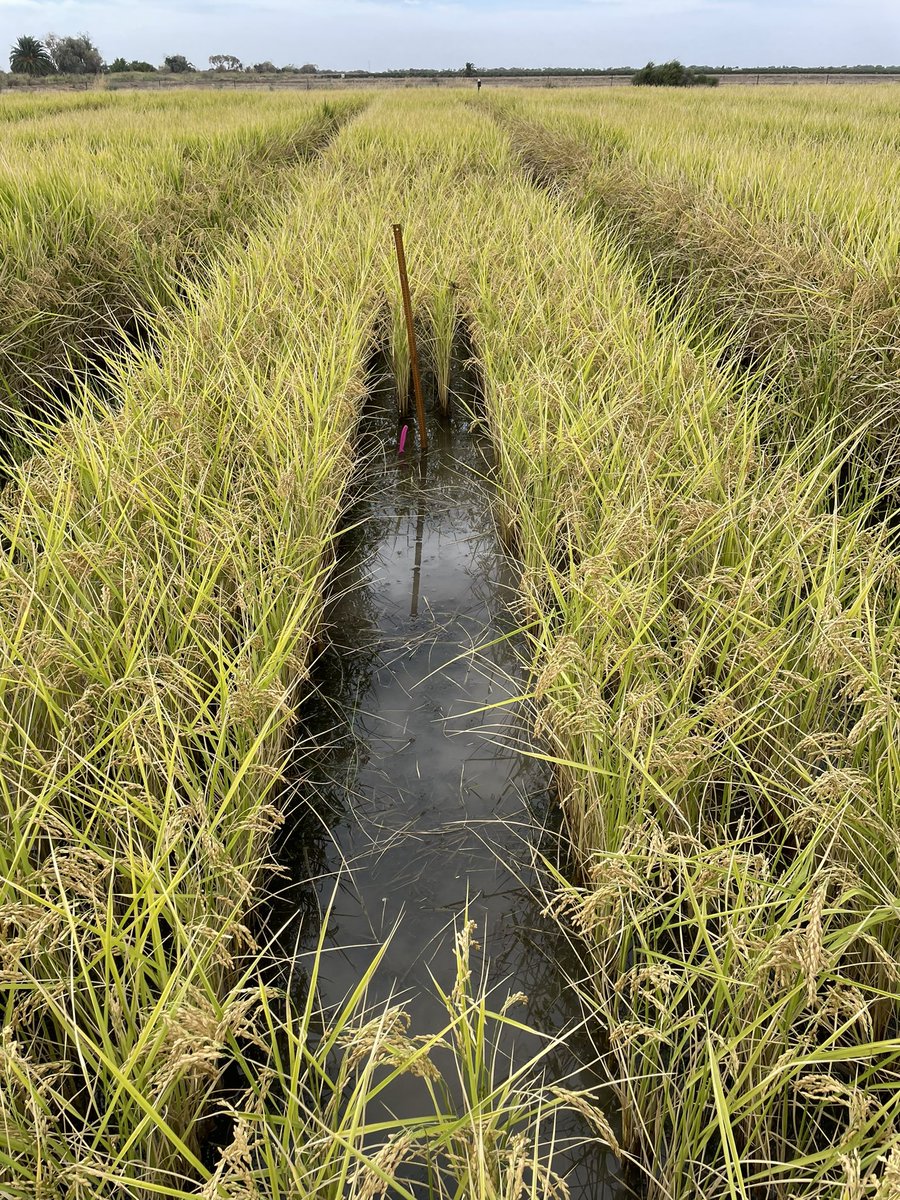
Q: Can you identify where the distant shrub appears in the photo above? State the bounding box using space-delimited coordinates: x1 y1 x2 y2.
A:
164 54 193 73
632 60 719 87
109 57 155 73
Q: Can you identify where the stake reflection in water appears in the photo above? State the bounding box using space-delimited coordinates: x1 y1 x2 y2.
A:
410 454 427 619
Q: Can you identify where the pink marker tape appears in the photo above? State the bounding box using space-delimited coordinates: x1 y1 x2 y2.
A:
398 425 409 454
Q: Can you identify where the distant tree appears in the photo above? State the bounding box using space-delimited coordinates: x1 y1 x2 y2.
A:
463 61 475 77
45 32 103 74
251 61 277 73
209 53 243 71
632 59 718 86
128 60 156 72
164 54 193 73
108 56 129 72
297 62 318 73
9 35 54 75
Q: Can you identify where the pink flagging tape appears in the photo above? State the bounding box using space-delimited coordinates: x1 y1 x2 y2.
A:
399 425 409 454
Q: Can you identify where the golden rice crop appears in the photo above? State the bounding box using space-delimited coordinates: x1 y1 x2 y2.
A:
486 85 900 495
0 92 612 1198
0 89 362 462
433 92 900 1200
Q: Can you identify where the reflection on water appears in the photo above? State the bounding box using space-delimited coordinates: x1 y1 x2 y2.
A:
270 375 625 1197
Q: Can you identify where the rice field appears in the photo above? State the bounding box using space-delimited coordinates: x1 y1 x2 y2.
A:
488 86 900 496
0 84 899 1199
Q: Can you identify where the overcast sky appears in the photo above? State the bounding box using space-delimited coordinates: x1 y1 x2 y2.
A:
1 0 897 71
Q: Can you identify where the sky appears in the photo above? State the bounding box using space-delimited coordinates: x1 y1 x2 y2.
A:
0 0 897 72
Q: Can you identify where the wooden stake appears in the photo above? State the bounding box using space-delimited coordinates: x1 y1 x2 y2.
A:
392 224 428 451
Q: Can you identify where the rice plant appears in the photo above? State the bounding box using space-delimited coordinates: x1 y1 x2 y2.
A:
437 97 900 1198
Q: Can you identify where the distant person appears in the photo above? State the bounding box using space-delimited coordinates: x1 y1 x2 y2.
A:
476 78 482 91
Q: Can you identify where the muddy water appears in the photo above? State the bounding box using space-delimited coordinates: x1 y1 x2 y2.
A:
273 383 623 1196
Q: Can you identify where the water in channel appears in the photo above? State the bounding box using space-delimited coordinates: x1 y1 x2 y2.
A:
272 366 623 1197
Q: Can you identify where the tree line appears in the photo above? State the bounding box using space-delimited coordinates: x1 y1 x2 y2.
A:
7 35 322 77
7 37 900 80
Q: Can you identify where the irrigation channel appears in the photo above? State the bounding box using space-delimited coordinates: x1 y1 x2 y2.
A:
267 358 625 1197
